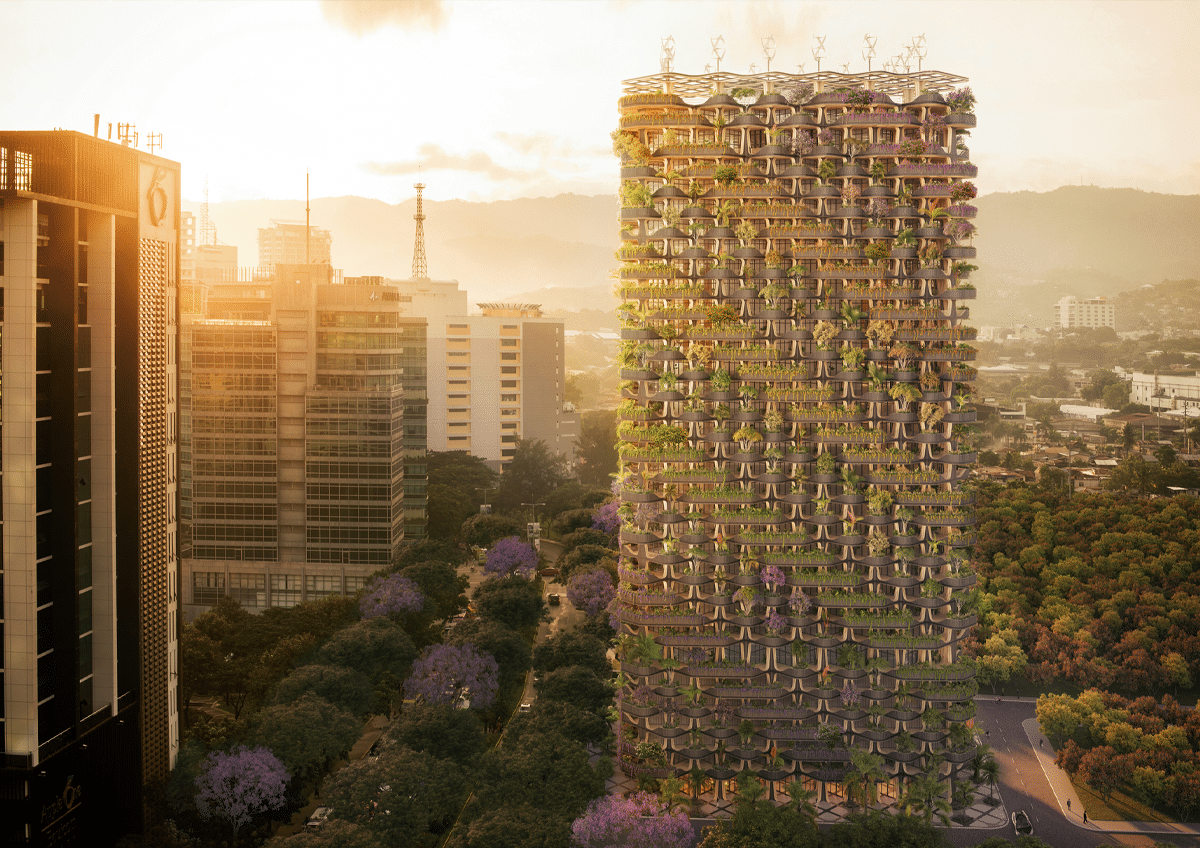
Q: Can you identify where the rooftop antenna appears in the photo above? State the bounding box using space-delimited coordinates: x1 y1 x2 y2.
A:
659 36 675 72
200 178 218 246
811 35 826 73
147 131 162 154
796 62 806 73
840 62 850 73
117 122 137 147
412 179 428 278
710 36 725 73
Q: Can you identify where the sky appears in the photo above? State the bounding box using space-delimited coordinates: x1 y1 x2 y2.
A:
2 0 1197 204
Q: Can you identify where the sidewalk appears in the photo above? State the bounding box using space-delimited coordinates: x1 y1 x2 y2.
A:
1022 717 1200 838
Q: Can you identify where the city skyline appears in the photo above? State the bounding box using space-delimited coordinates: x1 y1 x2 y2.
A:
1 0 1196 203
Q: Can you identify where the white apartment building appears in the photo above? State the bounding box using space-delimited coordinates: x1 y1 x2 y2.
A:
394 278 579 472
1057 295 1116 329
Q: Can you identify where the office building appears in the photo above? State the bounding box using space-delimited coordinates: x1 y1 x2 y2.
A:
0 131 180 844
395 277 578 472
613 66 979 812
257 219 331 270
181 268 424 619
1056 295 1115 330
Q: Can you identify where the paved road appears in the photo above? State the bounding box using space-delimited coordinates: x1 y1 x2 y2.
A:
942 698 1198 848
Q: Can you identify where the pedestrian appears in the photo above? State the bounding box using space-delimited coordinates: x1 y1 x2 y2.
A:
985 730 990 739
1084 811 1088 824
1039 738 1043 748
997 696 1001 703
1066 799 1071 812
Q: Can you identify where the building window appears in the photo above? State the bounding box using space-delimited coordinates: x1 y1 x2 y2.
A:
345 576 368 594
271 574 301 607
306 574 341 599
193 572 225 606
229 573 265 608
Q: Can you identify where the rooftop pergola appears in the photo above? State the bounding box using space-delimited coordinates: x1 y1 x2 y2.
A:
620 69 969 103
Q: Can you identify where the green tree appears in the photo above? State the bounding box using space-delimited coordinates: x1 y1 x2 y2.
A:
1106 453 1158 494
1036 693 1083 747
390 703 487 767
243 694 361 783
532 630 611 678
393 538 469 571
265 819 378 848
449 618 532 688
536 666 612 715
472 730 605 817
324 746 467 848
449 803 572 848
823 810 947 848
974 629 1029 694
399 560 469 624
844 749 887 809
425 451 498 539
507 700 609 748
272 665 375 717
314 616 418 684
459 512 524 549
472 576 548 632
577 410 619 487
494 438 571 515
556 545 616 585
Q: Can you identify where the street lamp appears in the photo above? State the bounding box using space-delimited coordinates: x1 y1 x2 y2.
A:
476 487 496 514
521 502 545 524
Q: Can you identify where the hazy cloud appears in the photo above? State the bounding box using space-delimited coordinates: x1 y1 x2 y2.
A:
495 131 609 159
320 0 448 35
364 144 525 181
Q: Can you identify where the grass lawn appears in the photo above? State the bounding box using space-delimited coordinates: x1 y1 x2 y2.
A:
1070 776 1180 823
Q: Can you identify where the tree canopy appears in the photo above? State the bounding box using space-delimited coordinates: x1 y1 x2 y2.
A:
494 438 571 515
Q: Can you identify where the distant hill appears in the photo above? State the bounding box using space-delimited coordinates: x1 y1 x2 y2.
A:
1113 278 1200 333
187 186 1199 325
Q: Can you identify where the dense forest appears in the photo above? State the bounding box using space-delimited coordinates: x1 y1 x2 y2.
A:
967 484 1200 695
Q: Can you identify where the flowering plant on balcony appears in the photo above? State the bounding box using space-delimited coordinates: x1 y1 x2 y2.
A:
840 183 862 208
943 219 976 243
840 681 859 710
945 87 975 114
789 589 812 615
817 128 836 146
862 198 890 227
839 88 877 113
898 137 927 161
760 565 786 593
785 82 815 106
791 129 817 156
733 585 761 612
764 610 788 636
949 180 977 203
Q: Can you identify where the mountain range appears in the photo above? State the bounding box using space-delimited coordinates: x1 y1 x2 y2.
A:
185 186 1199 329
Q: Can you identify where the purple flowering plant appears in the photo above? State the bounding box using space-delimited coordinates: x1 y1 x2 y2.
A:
566 568 615 617
195 745 289 838
403 642 499 709
949 181 978 203
943 219 976 243
359 573 424 620
791 129 817 156
863 198 891 226
789 589 812 615
839 680 861 708
764 610 788 636
571 791 693 848
945 86 976 114
760 564 786 593
484 535 538 579
591 500 619 536
817 128 836 146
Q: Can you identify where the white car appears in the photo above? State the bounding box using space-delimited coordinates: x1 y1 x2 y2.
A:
1011 810 1032 836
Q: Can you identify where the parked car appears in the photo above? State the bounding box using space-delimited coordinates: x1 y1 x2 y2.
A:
305 807 333 831
548 593 560 606
1011 810 1032 836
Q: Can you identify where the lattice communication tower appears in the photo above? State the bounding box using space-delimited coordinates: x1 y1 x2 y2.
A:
412 182 429 278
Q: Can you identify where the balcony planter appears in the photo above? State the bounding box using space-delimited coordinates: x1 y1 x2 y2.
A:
620 369 659 381
945 113 976 127
942 246 976 258
622 704 658 717
705 593 733 607
856 556 893 568
620 165 659 178
621 207 661 220
705 431 732 443
859 227 893 239
890 534 920 547
889 205 919 218
861 185 895 197
781 112 818 127
814 145 842 156
836 164 868 178
621 530 661 544
707 767 737 780
913 226 945 239
806 185 840 198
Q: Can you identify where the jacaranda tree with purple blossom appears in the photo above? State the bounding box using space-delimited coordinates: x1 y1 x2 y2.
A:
194 745 289 841
359 573 424 620
570 791 692 848
566 568 615 617
484 536 539 579
591 500 619 536
403 642 499 709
